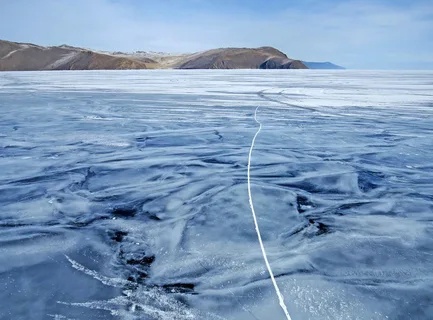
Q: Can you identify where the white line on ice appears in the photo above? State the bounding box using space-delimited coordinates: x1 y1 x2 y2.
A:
247 106 292 320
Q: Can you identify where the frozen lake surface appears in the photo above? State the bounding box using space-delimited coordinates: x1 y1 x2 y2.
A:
0 70 432 320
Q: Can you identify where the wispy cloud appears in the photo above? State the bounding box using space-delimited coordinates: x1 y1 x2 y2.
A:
1 0 432 69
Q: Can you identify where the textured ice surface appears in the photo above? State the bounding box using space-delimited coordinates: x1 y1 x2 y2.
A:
0 70 432 320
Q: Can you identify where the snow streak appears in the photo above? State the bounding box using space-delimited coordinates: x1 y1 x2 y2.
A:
247 106 292 320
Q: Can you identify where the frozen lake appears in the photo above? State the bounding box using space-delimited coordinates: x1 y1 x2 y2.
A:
0 70 432 320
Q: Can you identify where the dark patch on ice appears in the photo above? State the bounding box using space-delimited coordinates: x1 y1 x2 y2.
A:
245 265 317 287
126 255 155 267
296 194 315 213
309 219 330 236
274 267 317 279
214 130 223 141
136 136 149 149
323 201 369 216
109 230 128 243
93 194 128 203
126 272 149 284
0 222 29 228
201 157 236 165
338 202 368 211
115 241 156 285
162 283 196 294
147 212 162 221
111 207 137 218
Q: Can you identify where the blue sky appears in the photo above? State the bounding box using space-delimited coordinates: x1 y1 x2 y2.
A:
1 0 432 69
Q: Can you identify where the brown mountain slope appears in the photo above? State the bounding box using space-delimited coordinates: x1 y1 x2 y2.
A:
0 39 308 70
175 47 307 69
0 40 153 71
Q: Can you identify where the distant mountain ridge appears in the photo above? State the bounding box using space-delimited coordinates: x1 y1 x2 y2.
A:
0 39 342 71
302 61 345 69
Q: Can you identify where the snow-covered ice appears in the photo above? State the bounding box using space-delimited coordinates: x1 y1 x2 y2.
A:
0 70 432 320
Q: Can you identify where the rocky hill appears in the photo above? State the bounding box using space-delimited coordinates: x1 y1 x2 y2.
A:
0 40 153 71
175 47 307 69
0 39 310 70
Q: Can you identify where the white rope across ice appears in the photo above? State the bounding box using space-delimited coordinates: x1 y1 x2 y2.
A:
247 106 293 320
